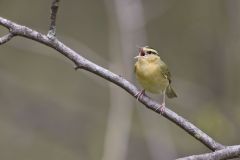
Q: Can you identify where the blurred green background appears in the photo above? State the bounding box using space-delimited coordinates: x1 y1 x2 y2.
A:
0 0 240 159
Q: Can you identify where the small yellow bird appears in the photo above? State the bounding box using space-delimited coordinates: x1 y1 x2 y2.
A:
134 46 177 112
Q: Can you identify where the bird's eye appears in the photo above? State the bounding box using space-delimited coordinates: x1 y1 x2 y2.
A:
147 50 158 55
147 51 152 54
147 51 156 55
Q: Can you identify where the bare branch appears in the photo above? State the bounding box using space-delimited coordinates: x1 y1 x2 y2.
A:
177 145 240 160
47 0 60 39
0 32 14 44
0 16 225 151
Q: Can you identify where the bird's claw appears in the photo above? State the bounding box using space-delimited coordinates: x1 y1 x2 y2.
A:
135 89 145 101
155 103 166 115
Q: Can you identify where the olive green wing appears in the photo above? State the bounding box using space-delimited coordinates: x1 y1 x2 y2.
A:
160 61 177 98
160 61 172 83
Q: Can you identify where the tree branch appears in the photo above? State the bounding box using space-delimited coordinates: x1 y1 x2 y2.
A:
177 145 240 160
0 16 225 151
47 0 60 38
0 32 14 44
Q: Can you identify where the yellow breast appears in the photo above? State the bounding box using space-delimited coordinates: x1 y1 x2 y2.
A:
135 55 169 93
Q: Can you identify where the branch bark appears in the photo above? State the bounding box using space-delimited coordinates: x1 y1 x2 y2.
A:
177 145 240 160
47 0 60 38
0 32 14 44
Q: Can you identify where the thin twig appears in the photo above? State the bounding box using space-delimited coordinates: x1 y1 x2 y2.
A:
177 145 240 160
0 32 14 44
0 16 225 151
47 0 60 39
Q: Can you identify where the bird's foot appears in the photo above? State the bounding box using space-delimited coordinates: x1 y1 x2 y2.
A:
155 102 166 115
135 89 145 101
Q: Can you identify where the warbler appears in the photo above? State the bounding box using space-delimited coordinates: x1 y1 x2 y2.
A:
134 46 177 112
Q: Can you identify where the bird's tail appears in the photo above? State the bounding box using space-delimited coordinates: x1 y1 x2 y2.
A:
166 85 177 98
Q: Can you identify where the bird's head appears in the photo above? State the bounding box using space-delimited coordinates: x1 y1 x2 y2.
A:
135 46 159 59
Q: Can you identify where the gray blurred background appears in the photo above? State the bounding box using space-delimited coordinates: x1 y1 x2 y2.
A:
0 0 240 159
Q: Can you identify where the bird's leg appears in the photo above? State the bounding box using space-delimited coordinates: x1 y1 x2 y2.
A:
135 89 145 101
160 93 166 114
155 91 166 114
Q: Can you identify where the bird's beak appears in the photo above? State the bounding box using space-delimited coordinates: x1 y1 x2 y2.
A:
134 55 141 59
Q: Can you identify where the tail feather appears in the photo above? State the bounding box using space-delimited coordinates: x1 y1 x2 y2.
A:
166 85 177 98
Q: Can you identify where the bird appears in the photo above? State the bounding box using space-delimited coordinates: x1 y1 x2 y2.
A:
134 46 177 113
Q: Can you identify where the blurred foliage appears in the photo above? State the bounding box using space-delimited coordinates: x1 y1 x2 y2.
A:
0 0 240 160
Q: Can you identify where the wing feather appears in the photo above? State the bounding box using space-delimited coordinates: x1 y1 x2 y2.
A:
160 61 172 83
